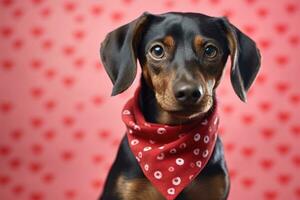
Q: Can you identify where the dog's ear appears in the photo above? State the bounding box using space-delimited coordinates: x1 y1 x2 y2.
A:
100 12 151 96
220 17 261 102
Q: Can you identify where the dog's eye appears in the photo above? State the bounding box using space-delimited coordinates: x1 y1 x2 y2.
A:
204 45 218 58
150 44 165 59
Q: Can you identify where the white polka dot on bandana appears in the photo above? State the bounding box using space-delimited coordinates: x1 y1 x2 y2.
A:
138 151 142 158
129 121 135 126
170 148 177 154
154 171 162 179
179 143 186 149
122 110 131 115
204 135 210 143
157 127 166 134
149 140 155 144
128 129 133 134
201 119 208 125
190 162 195 168
189 175 194 180
144 122 151 127
168 166 174 172
144 164 149 171
131 139 139 145
135 156 140 162
157 152 165 160
202 149 209 158
134 125 141 131
172 177 181 186
167 188 175 195
176 158 184 166
158 146 164 150
214 117 219 125
196 160 202 168
143 146 152 151
194 133 201 142
193 148 200 155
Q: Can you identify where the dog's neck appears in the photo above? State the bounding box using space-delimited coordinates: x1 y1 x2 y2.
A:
139 78 206 126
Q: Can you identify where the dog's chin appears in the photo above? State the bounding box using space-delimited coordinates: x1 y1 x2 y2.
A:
171 105 212 119
171 110 204 120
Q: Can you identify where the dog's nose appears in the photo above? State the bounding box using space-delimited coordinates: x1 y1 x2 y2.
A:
174 84 203 104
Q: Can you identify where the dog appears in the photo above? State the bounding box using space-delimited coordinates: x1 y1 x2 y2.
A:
99 12 261 200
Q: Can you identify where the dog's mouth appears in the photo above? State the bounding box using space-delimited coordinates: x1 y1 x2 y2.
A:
169 109 205 120
157 95 214 120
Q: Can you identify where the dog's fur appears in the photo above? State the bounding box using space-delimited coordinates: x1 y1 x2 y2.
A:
99 12 261 200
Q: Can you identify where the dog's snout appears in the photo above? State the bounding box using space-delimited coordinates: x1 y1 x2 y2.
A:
174 84 203 104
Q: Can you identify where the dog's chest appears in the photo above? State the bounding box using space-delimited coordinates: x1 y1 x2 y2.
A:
116 173 228 200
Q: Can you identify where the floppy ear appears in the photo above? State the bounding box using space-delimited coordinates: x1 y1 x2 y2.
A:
220 17 261 102
100 12 151 96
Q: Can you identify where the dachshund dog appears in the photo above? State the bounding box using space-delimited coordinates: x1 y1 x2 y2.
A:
99 12 261 200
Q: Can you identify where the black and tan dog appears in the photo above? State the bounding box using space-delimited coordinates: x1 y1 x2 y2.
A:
99 12 261 200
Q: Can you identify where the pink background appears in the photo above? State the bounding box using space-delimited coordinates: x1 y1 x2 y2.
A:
0 0 300 199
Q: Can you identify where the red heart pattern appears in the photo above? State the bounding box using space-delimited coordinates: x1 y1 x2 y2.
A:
0 0 299 200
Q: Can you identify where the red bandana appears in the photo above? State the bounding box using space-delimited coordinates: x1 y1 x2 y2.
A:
122 88 219 200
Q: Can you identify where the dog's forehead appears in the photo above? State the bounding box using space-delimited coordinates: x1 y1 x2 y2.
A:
143 12 224 43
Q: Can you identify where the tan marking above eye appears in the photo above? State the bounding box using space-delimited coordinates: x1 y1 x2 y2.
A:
163 36 175 48
194 35 204 49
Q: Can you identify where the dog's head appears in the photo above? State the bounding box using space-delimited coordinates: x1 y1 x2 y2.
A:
100 12 261 118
